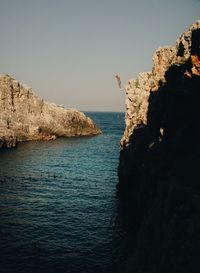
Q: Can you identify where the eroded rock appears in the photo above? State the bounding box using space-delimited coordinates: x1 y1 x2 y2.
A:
117 20 200 273
0 74 101 148
121 20 200 147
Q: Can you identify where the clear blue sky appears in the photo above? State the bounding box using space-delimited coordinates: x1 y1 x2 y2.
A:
0 0 199 111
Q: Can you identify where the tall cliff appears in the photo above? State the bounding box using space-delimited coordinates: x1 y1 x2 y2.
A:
0 74 101 148
118 21 200 273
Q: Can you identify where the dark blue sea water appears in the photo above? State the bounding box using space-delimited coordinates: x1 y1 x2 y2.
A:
0 112 125 273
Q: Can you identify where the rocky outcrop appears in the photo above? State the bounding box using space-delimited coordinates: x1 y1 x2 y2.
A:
0 74 101 148
118 21 200 273
121 20 200 147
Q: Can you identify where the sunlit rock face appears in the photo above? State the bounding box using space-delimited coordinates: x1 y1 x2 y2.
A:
121 20 200 147
0 75 101 148
118 21 200 273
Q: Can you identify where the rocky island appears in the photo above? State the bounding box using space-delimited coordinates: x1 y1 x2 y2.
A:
0 74 101 148
118 20 200 272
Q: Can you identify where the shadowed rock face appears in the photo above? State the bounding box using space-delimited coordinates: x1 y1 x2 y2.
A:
118 21 200 273
0 75 101 148
120 20 200 148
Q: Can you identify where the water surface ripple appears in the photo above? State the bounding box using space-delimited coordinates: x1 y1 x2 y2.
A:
0 112 125 273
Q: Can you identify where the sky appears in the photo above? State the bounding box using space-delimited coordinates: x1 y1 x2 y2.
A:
0 0 199 112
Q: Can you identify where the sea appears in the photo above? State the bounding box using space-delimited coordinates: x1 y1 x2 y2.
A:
0 112 128 273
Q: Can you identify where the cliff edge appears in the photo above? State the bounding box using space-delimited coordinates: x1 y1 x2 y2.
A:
118 21 200 273
0 75 101 148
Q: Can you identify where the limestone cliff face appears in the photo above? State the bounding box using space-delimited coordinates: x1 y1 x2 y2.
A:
121 20 200 147
0 74 101 148
118 21 200 273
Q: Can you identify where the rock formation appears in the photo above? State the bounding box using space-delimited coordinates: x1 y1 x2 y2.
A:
118 20 200 273
121 20 200 147
0 74 101 148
